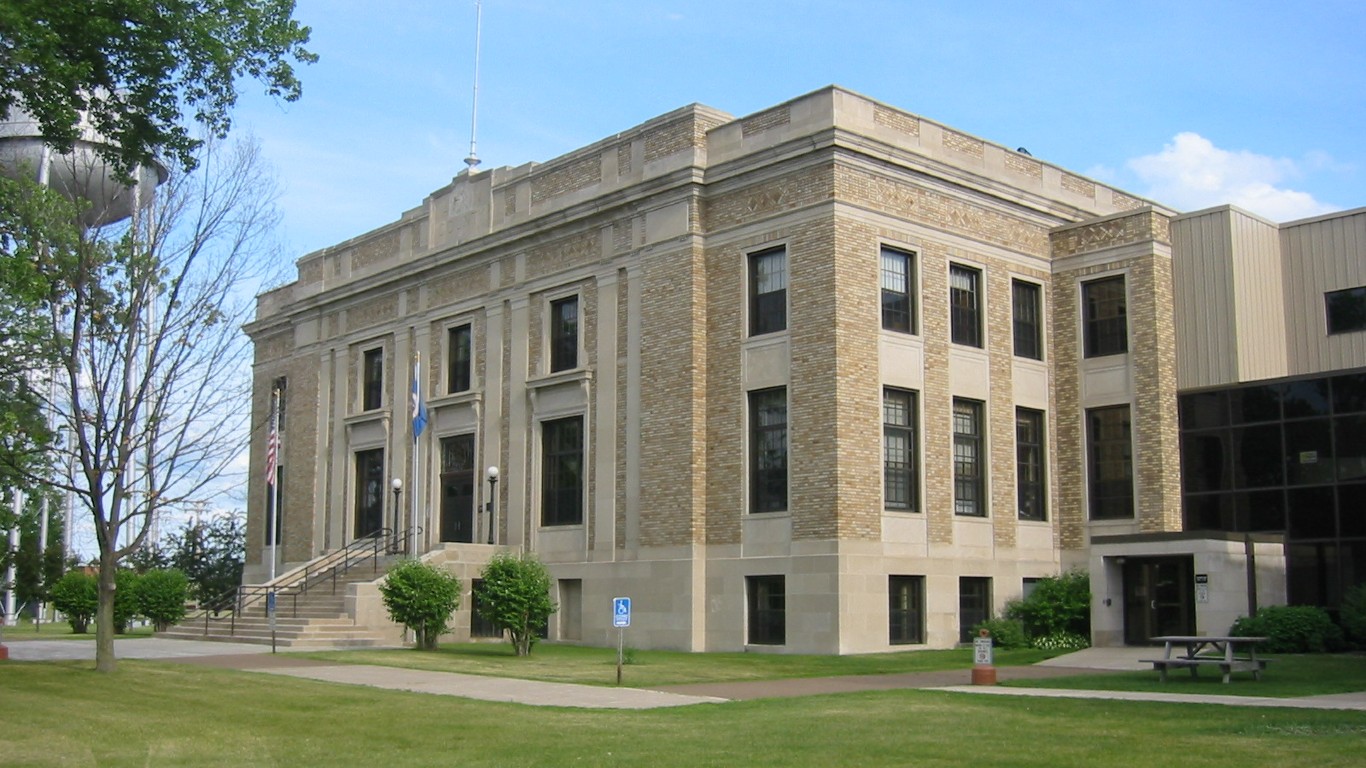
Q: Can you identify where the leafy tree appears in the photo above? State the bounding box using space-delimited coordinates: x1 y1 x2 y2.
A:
475 553 557 657
1006 570 1091 639
113 569 142 633
169 513 245 611
0 1 316 175
379 560 461 651
2 135 282 672
1342 583 1366 647
135 569 189 631
49 570 97 633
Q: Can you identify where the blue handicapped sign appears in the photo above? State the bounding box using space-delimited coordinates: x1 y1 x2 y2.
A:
613 597 631 627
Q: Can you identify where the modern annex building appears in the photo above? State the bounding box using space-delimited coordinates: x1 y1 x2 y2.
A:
244 87 1364 653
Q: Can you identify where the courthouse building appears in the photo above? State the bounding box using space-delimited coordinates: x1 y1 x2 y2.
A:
244 87 1365 652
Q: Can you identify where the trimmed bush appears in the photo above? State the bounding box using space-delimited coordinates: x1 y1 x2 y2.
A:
1340 584 1366 647
49 570 98 633
1230 604 1345 653
974 616 1028 649
135 569 189 631
379 559 461 650
1006 570 1091 639
113 569 141 633
475 552 556 656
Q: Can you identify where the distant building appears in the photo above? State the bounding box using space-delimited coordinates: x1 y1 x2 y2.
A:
245 87 1364 652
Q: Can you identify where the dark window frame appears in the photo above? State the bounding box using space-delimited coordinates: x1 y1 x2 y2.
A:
880 246 916 334
448 323 472 393
953 398 986 517
746 575 786 645
883 388 919 511
949 264 983 347
1326 286 1366 335
1016 407 1046 522
749 388 788 513
362 347 384 411
549 296 579 373
749 246 787 336
959 576 992 644
1088 405 1134 520
1083 275 1128 358
889 575 925 645
541 416 584 526
1012 279 1043 360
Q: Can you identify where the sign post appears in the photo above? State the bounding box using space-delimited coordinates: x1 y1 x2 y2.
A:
612 597 631 685
971 628 996 685
267 590 278 654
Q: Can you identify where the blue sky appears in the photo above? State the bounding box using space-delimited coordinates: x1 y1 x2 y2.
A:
233 0 1366 259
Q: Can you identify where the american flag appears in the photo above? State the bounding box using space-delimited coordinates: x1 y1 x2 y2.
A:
265 389 280 486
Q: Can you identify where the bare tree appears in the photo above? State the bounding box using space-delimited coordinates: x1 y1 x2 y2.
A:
25 137 281 671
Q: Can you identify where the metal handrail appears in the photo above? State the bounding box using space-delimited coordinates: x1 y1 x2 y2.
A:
184 525 422 636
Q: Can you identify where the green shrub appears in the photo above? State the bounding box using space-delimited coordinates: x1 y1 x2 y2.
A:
379 559 461 650
1006 570 1091 639
1031 632 1091 652
135 569 189 631
974 616 1028 649
1340 584 1366 646
49 570 98 633
113 569 141 633
1230 605 1345 653
475 552 557 656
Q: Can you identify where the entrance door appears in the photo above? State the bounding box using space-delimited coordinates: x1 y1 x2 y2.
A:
1123 556 1195 644
440 435 476 543
353 448 385 539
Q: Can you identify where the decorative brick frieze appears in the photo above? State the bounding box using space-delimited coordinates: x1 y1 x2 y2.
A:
428 265 490 308
1005 152 1043 180
1052 210 1170 258
742 105 790 137
351 228 402 272
526 230 602 281
704 165 835 232
1111 191 1143 211
873 104 920 137
347 294 399 332
943 130 984 159
1061 173 1096 200
530 153 602 205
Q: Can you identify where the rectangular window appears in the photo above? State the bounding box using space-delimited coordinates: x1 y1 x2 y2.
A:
1012 279 1042 359
746 575 785 645
889 575 925 645
950 264 983 347
1083 276 1128 357
549 296 579 372
1088 405 1134 519
953 399 985 517
749 247 787 336
883 388 918 511
362 348 384 411
959 577 992 644
353 448 385 539
448 324 472 393
541 416 584 526
1016 408 1046 521
750 388 788 513
880 246 915 334
1326 286 1366 335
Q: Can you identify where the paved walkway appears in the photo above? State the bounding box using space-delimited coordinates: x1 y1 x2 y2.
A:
5 637 1365 711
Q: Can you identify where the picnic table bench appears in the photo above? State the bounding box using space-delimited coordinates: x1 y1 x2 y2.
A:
1142 635 1269 683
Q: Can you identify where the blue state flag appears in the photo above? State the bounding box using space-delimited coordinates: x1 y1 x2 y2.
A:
411 357 429 439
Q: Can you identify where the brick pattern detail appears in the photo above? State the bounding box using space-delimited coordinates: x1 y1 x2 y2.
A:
985 267 1018 549
1111 191 1143 211
836 166 1050 257
1005 152 1043 180
704 165 834 232
256 331 292 362
351 228 402 271
644 121 696 163
704 235 749 546
530 154 602 205
298 258 323 284
742 105 790 137
943 130 984 159
428 265 489 308
1050 271 1085 550
503 188 516 218
1061 173 1097 199
873 105 920 137
917 242 954 545
639 244 708 547
526 230 601 281
1052 210 1170 258
615 269 630 549
613 218 632 255
347 294 399 332
616 142 632 177
1128 253 1183 532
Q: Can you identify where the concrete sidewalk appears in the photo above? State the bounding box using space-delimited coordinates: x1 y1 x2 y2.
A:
5 638 1365 711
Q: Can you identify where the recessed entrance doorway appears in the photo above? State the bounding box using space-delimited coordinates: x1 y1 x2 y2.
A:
1122 556 1195 645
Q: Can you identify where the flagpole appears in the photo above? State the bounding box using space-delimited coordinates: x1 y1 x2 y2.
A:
410 353 426 557
267 387 280 583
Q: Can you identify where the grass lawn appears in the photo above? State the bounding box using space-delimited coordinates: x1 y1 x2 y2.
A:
1 620 155 640
303 642 1059 687
2 660 1364 768
1005 653 1366 698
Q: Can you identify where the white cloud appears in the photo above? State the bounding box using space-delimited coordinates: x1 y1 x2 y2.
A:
1127 132 1337 221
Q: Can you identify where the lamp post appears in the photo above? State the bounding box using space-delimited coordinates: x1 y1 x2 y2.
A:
485 466 499 545
391 477 403 553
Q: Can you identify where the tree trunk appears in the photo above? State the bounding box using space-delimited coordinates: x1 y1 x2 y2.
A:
95 551 117 672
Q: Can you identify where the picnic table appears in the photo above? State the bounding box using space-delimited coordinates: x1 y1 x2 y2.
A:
1143 635 1269 683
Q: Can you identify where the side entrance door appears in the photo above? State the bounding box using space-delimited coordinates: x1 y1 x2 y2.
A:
1123 556 1195 644
440 435 476 543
